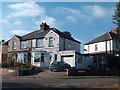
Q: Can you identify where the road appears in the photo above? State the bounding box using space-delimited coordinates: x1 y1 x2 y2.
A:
1 70 120 89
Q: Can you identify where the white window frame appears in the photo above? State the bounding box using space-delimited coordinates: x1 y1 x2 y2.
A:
36 39 43 48
13 42 16 50
21 41 27 49
95 44 98 51
49 37 54 47
18 53 28 63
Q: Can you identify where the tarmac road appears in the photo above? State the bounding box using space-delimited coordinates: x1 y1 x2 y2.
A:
1 70 120 89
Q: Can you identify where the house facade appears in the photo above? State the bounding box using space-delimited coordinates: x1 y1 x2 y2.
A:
0 40 8 63
84 29 120 69
7 23 81 68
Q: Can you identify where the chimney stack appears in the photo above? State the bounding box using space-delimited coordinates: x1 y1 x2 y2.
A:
111 29 118 34
40 22 50 31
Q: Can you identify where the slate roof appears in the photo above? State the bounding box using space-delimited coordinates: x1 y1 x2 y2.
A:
20 28 80 43
21 29 50 40
85 32 118 45
52 28 80 43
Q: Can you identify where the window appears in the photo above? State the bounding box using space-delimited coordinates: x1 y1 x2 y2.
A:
21 41 27 49
13 42 16 50
116 43 118 49
36 39 43 48
34 52 40 62
95 44 98 51
41 53 44 62
69 42 71 48
49 37 53 47
50 56 52 60
55 54 57 60
18 53 28 63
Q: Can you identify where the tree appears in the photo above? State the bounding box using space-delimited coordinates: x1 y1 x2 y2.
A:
112 1 120 41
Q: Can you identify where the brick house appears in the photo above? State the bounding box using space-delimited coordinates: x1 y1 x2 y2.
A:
0 40 8 63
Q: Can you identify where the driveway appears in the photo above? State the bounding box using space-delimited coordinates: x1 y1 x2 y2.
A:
32 69 67 78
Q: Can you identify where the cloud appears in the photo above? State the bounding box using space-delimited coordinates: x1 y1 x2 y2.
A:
66 16 76 22
56 7 81 17
7 2 58 28
0 19 9 24
13 21 23 26
81 5 113 18
8 2 45 17
55 5 113 22
11 29 33 35
33 15 58 28
40 16 57 27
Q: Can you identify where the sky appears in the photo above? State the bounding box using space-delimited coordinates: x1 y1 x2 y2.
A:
1 1 118 52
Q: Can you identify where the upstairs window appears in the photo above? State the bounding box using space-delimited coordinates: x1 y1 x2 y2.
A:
21 41 27 49
95 44 98 51
49 37 54 47
36 39 43 48
13 42 16 50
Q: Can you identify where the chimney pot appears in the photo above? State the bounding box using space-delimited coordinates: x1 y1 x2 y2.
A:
111 29 118 34
40 22 49 30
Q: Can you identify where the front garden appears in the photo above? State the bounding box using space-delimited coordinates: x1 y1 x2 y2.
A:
0 60 42 76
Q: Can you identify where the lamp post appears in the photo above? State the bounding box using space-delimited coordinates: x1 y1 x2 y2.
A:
105 35 108 69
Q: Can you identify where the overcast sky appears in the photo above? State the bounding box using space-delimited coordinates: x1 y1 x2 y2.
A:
1 1 117 52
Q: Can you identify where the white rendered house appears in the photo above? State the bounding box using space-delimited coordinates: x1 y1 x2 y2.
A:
7 23 81 69
84 29 120 69
84 29 120 56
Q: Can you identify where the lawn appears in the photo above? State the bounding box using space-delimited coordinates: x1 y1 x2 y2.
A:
60 76 119 79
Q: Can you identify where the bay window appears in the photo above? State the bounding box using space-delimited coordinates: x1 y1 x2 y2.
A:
18 53 28 63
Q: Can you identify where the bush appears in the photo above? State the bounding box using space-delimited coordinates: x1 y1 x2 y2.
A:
13 62 20 68
107 55 120 70
7 59 14 68
1 63 8 68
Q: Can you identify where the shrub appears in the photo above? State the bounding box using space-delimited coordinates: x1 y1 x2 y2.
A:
13 62 20 68
7 59 14 68
1 63 8 68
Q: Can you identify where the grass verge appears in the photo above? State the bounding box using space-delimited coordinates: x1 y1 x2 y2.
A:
60 76 118 79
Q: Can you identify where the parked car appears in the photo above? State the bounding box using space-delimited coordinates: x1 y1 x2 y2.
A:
49 61 71 71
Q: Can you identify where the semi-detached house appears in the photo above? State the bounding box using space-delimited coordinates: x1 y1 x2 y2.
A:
84 29 120 69
7 23 82 69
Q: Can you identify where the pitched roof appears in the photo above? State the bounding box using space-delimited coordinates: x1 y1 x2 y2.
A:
15 35 22 39
85 32 118 45
52 28 80 43
20 28 80 43
21 30 49 40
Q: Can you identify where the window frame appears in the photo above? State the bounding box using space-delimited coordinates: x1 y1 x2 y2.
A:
36 39 44 48
34 52 40 62
95 44 98 51
49 37 54 47
21 41 27 49
13 42 16 50
18 52 28 63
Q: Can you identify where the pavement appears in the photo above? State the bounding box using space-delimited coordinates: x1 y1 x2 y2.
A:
1 70 120 89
